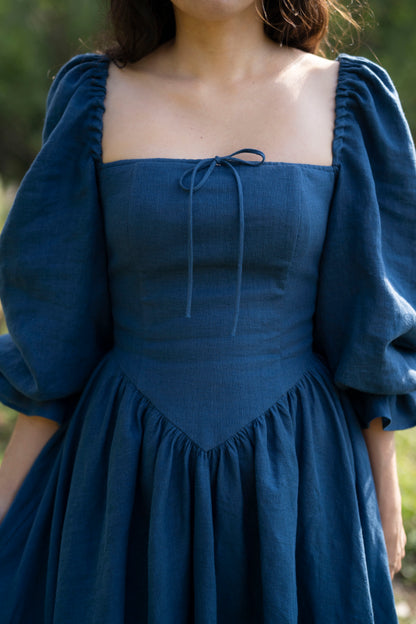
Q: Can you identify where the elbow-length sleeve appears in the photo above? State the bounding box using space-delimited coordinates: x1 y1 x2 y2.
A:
0 53 113 424
313 54 416 430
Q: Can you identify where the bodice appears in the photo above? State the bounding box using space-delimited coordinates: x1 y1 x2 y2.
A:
1 52 415 442
98 152 337 449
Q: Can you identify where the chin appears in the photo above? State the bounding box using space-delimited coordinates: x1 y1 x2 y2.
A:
170 0 257 21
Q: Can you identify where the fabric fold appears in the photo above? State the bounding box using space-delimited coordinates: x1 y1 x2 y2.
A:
0 353 398 623
313 53 416 430
0 53 113 424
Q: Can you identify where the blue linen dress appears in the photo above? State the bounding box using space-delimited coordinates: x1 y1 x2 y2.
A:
0 51 415 624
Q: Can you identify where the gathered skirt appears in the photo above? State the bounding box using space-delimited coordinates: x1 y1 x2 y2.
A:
0 351 397 623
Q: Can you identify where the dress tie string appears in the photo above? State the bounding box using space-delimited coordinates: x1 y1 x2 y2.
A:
179 148 266 336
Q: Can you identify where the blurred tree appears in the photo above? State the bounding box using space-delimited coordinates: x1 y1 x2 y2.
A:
0 0 105 181
354 0 416 132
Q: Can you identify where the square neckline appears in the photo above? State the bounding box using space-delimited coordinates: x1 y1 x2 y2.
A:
98 53 345 173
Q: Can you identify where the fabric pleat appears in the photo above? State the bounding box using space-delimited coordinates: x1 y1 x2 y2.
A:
2 50 415 624
0 353 398 623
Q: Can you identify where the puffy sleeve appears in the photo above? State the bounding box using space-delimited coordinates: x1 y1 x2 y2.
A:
313 54 416 430
0 53 113 424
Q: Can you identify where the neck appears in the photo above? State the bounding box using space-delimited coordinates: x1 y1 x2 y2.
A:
164 4 280 83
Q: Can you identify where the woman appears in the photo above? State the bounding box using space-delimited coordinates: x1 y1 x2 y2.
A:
0 1 414 622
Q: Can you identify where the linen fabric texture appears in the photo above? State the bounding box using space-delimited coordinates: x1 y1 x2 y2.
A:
0 51 414 623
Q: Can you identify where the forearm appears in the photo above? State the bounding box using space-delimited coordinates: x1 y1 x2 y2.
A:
362 416 406 578
361 417 401 508
0 413 59 505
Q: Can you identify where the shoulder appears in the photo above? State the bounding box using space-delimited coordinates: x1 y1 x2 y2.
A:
296 51 399 108
336 53 394 80
332 54 414 173
298 52 340 98
298 51 339 71
48 52 109 94
42 52 110 145
272 47 339 80
275 49 340 108
333 53 409 152
335 53 400 109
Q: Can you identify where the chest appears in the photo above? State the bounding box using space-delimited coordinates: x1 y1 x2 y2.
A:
98 160 336 285
101 63 337 167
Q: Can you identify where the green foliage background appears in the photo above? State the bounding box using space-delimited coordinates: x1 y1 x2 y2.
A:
0 0 415 617
0 0 106 181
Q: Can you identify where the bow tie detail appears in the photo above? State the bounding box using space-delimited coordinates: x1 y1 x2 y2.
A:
179 148 266 336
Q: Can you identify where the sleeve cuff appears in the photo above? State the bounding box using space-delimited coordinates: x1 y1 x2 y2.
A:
0 378 79 425
345 388 416 431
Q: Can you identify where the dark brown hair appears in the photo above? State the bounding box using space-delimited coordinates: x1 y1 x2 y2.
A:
103 0 365 67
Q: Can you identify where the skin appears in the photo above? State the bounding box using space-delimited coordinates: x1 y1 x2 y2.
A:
0 415 59 522
102 1 339 166
362 418 406 578
0 0 407 580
